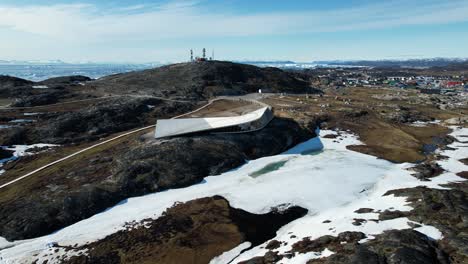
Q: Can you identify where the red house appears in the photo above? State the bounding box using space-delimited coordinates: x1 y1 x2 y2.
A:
446 81 463 88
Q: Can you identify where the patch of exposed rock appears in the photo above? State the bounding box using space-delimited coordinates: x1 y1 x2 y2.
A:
381 105 433 124
459 158 468 166
0 75 33 97
1 75 92 104
308 229 449 264
0 148 14 160
410 162 444 180
62 196 306 264
241 229 449 264
35 97 160 144
11 91 63 107
384 182 468 263
115 117 311 196
39 75 91 88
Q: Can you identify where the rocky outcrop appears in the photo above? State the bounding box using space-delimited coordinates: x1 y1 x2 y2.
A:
0 148 13 160
35 97 159 144
1 74 94 106
308 229 449 264
387 106 433 124
39 75 91 88
114 117 310 196
241 229 449 264
384 183 468 263
63 196 307 264
0 127 28 146
11 91 62 107
0 75 33 88
410 162 444 180
0 117 312 241
0 75 33 97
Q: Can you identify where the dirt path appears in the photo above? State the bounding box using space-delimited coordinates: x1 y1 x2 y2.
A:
0 99 216 190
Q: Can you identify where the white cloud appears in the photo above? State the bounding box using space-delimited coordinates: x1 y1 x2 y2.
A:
1 0 468 61
118 4 147 11
1 0 468 41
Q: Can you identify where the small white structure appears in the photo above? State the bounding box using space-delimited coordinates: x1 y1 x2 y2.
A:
32 85 49 89
155 106 273 139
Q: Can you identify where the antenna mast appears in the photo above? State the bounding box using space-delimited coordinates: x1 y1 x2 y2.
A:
202 48 206 59
190 49 193 62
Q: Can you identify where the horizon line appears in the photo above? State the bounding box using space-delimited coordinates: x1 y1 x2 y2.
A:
1 57 468 65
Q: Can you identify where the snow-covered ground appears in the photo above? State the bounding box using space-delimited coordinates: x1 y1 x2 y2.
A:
2 144 58 157
229 127 467 263
7 119 35 124
32 85 49 89
0 144 58 177
0 127 466 264
409 120 441 127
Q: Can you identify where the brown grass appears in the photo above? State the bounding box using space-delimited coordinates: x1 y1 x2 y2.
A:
263 87 464 163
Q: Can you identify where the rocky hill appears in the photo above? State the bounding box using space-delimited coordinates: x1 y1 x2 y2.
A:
91 61 319 99
0 75 33 97
0 75 33 88
0 75 97 106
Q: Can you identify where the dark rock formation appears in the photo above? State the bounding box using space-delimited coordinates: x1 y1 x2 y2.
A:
35 97 159 144
308 230 449 264
0 75 33 88
0 127 28 146
411 162 444 180
242 229 449 264
1 74 94 107
459 158 468 166
64 196 306 264
0 148 13 160
0 75 33 97
11 91 61 107
385 106 432 124
384 183 468 263
115 117 310 196
354 208 374 214
39 75 91 88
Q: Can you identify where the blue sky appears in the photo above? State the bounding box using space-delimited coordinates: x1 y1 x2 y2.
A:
1 0 468 63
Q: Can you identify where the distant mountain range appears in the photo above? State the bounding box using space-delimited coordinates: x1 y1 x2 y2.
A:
0 60 162 67
243 58 468 69
312 58 468 68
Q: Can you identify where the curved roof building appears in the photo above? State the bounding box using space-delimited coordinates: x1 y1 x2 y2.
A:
155 105 273 139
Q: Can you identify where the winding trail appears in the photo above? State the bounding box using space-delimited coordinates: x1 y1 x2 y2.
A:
0 99 215 190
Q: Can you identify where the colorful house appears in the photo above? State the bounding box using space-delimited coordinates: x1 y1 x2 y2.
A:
445 81 463 88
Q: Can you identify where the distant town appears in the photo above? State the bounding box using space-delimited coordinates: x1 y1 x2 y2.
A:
292 66 468 95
